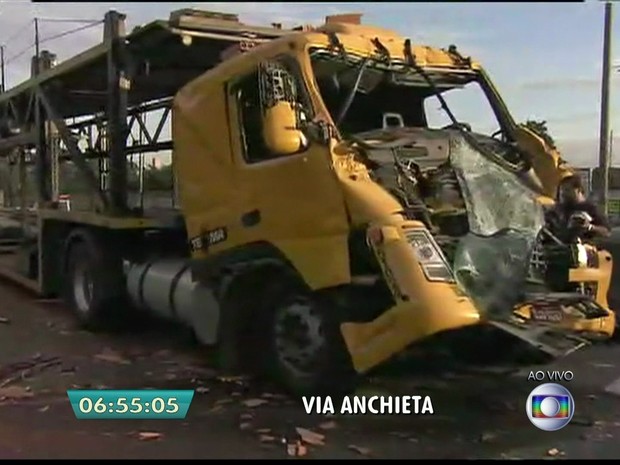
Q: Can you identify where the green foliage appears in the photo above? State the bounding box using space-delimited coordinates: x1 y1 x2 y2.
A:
523 119 556 149
127 162 174 191
145 164 174 191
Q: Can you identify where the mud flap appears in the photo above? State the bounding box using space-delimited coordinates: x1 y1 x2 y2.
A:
488 319 589 359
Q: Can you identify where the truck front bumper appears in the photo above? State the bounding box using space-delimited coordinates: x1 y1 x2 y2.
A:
340 224 481 374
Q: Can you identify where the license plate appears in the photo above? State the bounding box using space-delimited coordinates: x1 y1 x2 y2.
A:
531 307 564 323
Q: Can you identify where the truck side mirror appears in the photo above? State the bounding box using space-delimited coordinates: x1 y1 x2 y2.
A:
262 101 308 156
259 60 309 156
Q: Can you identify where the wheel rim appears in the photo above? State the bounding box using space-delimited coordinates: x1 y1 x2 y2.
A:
273 297 326 379
73 262 94 315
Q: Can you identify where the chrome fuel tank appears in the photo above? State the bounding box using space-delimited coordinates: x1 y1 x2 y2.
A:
125 259 220 345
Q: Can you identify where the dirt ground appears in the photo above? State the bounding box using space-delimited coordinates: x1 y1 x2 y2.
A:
1 279 620 459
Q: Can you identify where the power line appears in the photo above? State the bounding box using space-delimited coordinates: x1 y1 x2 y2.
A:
3 42 35 67
38 20 103 46
36 18 102 24
3 20 103 67
0 19 34 47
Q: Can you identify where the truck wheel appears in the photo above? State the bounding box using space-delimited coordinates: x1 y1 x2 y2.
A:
64 232 126 331
262 287 357 396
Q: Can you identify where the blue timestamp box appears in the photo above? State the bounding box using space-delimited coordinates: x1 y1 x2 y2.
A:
67 389 195 419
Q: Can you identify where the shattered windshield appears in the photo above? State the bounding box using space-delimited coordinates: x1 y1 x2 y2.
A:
308 47 502 137
450 134 545 319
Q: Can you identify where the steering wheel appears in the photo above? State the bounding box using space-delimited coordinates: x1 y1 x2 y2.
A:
441 122 472 132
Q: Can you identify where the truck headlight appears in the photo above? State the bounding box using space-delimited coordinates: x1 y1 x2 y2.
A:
404 228 454 282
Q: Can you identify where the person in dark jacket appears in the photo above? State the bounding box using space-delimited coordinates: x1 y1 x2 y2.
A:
547 174 611 243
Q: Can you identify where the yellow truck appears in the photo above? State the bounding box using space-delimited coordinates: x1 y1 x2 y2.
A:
0 9 615 395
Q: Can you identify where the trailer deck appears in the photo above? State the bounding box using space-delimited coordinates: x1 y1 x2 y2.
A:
1 12 290 121
0 9 291 208
0 9 294 293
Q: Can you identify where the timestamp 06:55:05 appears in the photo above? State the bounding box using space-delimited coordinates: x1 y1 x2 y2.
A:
66 390 195 419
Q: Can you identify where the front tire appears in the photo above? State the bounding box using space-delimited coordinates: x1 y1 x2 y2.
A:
262 286 357 396
219 269 357 396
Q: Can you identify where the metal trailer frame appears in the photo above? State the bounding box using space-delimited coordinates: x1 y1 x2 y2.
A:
0 8 291 293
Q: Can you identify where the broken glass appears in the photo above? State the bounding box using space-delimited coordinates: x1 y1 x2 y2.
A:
450 134 545 319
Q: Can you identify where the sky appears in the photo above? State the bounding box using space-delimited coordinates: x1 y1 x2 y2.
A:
0 0 619 167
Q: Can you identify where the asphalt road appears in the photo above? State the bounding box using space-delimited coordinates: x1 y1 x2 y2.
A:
1 279 620 459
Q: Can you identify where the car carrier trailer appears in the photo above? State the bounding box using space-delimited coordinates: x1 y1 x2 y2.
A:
0 8 615 395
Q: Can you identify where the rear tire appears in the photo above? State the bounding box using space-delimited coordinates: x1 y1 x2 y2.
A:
63 230 127 331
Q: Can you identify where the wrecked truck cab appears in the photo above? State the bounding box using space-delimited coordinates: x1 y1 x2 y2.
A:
302 28 615 373
170 15 614 395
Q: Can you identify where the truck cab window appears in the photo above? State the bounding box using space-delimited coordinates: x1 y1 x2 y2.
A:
424 82 499 136
236 71 269 163
309 49 503 138
235 58 311 164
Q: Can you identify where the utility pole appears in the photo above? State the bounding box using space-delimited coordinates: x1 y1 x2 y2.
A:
598 1 613 214
0 45 5 92
611 129 615 165
34 18 40 74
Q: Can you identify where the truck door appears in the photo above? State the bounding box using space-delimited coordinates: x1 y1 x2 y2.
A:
225 53 351 290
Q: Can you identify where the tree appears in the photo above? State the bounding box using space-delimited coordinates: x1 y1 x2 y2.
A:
523 119 556 149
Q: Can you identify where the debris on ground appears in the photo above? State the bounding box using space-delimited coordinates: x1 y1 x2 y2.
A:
286 440 308 457
546 448 562 457
60 365 76 375
215 399 233 406
259 434 276 443
94 348 131 365
0 354 62 386
605 377 620 396
500 453 522 459
217 376 246 385
571 417 594 427
0 316 10 324
195 386 209 394
261 392 287 400
348 445 372 456
137 432 163 441
296 427 325 446
38 405 50 413
153 350 171 358
479 432 497 443
591 363 614 369
243 398 268 408
318 421 337 430
281 428 307 457
0 385 34 400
